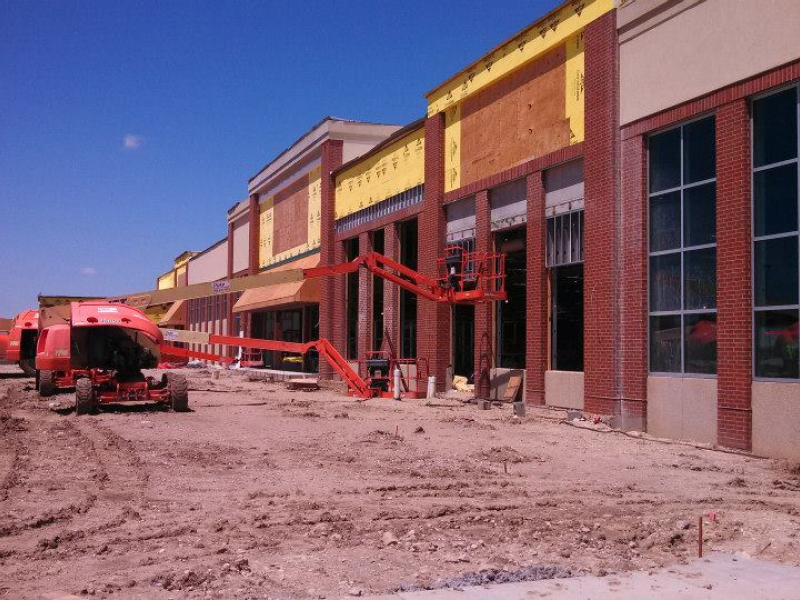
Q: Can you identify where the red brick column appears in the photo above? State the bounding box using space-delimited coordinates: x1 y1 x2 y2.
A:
226 220 235 353
473 190 492 397
358 231 372 359
716 99 753 450
418 113 450 389
618 135 648 423
319 140 344 379
383 223 400 354
248 194 260 276
583 10 620 417
526 172 547 405
243 193 260 337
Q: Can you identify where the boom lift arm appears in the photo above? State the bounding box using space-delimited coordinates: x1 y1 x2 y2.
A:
92 247 506 311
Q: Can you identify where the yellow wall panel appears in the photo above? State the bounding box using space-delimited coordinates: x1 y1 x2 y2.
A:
259 167 322 270
444 105 462 193
565 31 585 144
335 128 425 220
258 195 274 269
157 272 175 290
307 166 321 250
426 0 612 116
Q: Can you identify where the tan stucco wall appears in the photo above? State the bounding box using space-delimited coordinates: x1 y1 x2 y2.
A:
619 0 800 125
545 370 585 410
187 241 228 285
647 376 717 444
753 382 800 462
232 216 249 274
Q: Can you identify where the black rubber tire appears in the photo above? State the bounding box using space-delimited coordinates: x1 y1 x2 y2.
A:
168 373 189 412
75 378 95 415
18 359 36 377
39 370 57 398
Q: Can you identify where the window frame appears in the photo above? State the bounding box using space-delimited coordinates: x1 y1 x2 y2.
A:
751 82 800 382
647 113 718 377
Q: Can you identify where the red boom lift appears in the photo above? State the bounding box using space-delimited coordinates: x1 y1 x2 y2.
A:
0 309 39 376
35 247 506 411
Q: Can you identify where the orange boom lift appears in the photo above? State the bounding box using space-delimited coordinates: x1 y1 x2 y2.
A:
35 247 506 411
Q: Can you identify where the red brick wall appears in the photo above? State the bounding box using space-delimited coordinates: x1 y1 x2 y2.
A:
319 140 344 379
583 10 621 416
619 135 648 418
525 172 547 405
716 99 753 450
382 223 400 355
358 231 372 359
248 194 259 277
473 190 492 397
418 113 450 389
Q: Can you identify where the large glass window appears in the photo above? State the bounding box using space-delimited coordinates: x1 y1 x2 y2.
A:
648 116 717 374
752 86 800 379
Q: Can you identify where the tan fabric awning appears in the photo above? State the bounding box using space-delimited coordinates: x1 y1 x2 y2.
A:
232 254 321 313
159 300 187 326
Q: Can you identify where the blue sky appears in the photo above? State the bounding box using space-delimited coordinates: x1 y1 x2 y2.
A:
0 0 560 317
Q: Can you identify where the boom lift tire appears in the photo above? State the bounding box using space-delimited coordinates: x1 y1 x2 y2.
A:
19 359 36 377
168 373 189 412
39 370 57 398
75 378 95 415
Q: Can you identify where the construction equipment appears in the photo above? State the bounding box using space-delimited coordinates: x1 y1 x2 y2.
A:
98 247 506 310
32 247 508 405
0 309 39 376
35 301 193 413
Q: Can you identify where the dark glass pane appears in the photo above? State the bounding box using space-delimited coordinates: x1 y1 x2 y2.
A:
754 163 798 237
754 237 799 307
684 313 717 374
683 183 716 247
650 315 681 372
755 309 799 379
570 212 581 263
650 191 681 251
684 248 717 310
753 87 798 168
546 218 555 267
649 127 681 193
683 117 716 184
650 253 681 312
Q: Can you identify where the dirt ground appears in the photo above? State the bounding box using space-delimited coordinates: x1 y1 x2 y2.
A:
1 365 799 600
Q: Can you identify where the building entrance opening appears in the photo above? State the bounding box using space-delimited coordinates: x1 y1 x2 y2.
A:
452 303 475 379
552 264 584 370
547 209 585 371
398 219 418 358
496 227 527 368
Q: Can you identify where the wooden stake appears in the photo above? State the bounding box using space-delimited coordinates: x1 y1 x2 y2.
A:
698 515 703 558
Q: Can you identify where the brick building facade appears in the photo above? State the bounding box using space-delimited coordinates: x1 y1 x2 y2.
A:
151 0 800 460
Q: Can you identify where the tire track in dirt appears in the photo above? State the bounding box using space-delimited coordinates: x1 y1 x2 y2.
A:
0 381 150 563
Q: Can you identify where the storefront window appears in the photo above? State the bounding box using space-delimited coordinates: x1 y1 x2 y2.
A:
648 116 717 374
752 86 800 379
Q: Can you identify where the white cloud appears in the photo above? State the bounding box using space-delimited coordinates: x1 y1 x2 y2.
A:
81 267 97 276
123 134 143 150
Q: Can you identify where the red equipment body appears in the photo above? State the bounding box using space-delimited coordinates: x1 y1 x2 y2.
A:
304 248 506 304
2 309 39 375
36 302 189 413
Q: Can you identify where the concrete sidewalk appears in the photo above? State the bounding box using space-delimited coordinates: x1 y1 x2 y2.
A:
362 553 800 600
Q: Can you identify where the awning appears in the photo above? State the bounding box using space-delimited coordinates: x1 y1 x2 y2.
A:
159 299 187 326
233 254 321 313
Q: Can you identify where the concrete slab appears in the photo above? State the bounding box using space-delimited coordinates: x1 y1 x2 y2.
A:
360 553 800 600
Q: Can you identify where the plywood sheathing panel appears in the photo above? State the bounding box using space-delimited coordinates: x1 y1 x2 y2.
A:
272 176 309 255
460 45 569 188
